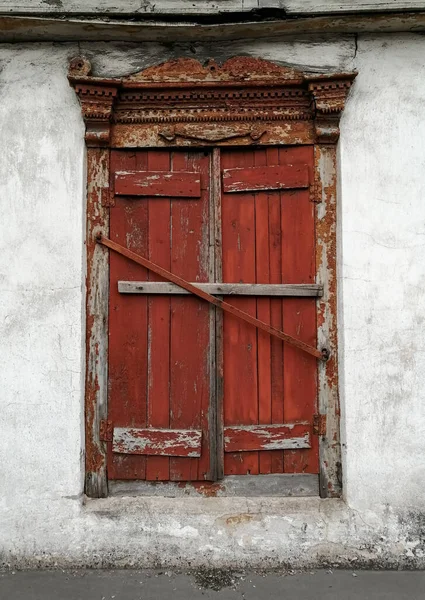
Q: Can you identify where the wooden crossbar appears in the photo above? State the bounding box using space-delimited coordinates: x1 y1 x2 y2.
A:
97 234 326 361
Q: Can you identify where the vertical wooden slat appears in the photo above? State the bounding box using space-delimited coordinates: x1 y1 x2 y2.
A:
222 148 259 476
108 150 148 480
254 148 273 475
145 150 171 481
169 151 211 481
267 147 285 475
280 145 319 474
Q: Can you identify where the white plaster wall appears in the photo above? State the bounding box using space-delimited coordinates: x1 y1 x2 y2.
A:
339 35 425 512
1 35 425 569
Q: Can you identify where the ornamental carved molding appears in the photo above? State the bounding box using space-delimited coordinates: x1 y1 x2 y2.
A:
68 55 356 147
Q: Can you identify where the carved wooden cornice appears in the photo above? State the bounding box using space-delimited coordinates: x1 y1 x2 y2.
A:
68 56 356 147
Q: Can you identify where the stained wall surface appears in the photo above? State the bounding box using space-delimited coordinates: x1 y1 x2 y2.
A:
1 35 425 568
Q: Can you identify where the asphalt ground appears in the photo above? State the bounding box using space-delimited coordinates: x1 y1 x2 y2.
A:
1 569 425 599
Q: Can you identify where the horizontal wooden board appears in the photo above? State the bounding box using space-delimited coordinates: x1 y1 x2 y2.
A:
108 474 319 497
115 171 201 197
113 427 202 457
2 1 423 15
118 281 323 297
222 165 309 193
224 423 310 452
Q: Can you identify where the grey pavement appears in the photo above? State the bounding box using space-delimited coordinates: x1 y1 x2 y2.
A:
1 570 425 599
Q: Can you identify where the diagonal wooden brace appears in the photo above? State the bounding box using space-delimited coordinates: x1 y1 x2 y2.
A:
96 234 327 361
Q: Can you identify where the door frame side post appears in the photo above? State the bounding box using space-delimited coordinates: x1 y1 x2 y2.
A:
68 57 118 498
85 147 111 498
309 72 355 496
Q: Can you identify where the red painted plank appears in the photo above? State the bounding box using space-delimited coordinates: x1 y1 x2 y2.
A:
255 148 273 475
224 424 311 453
222 164 309 193
280 146 319 475
115 170 201 197
145 150 171 482
169 151 211 481
108 150 148 480
222 148 259 476
268 149 285 474
113 428 202 457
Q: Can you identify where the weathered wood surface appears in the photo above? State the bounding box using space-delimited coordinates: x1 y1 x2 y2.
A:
3 14 424 43
2 1 423 15
84 148 110 499
222 165 309 194
224 424 311 452
118 281 323 297
109 473 319 497
113 427 203 457
115 171 201 198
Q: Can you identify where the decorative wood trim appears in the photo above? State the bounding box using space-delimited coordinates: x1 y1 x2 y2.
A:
68 56 356 148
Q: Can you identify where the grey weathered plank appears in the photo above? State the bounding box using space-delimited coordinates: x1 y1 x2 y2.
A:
108 474 319 497
118 281 323 297
1 1 423 15
2 14 424 43
113 427 202 457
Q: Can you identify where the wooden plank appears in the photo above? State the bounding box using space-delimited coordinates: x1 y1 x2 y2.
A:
3 15 425 45
113 427 202 457
85 147 110 498
108 473 319 497
222 165 309 194
3 1 423 15
108 150 148 481
118 281 323 297
115 170 201 198
255 148 273 475
169 151 211 481
145 150 171 482
267 147 285 475
224 424 311 452
222 148 259 477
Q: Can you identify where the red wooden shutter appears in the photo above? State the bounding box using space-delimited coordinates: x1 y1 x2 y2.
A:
108 150 213 481
220 146 318 476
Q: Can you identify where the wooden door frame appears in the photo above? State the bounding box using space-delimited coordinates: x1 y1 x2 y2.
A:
68 55 356 499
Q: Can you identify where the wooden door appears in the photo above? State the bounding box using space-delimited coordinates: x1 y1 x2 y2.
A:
106 146 319 483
